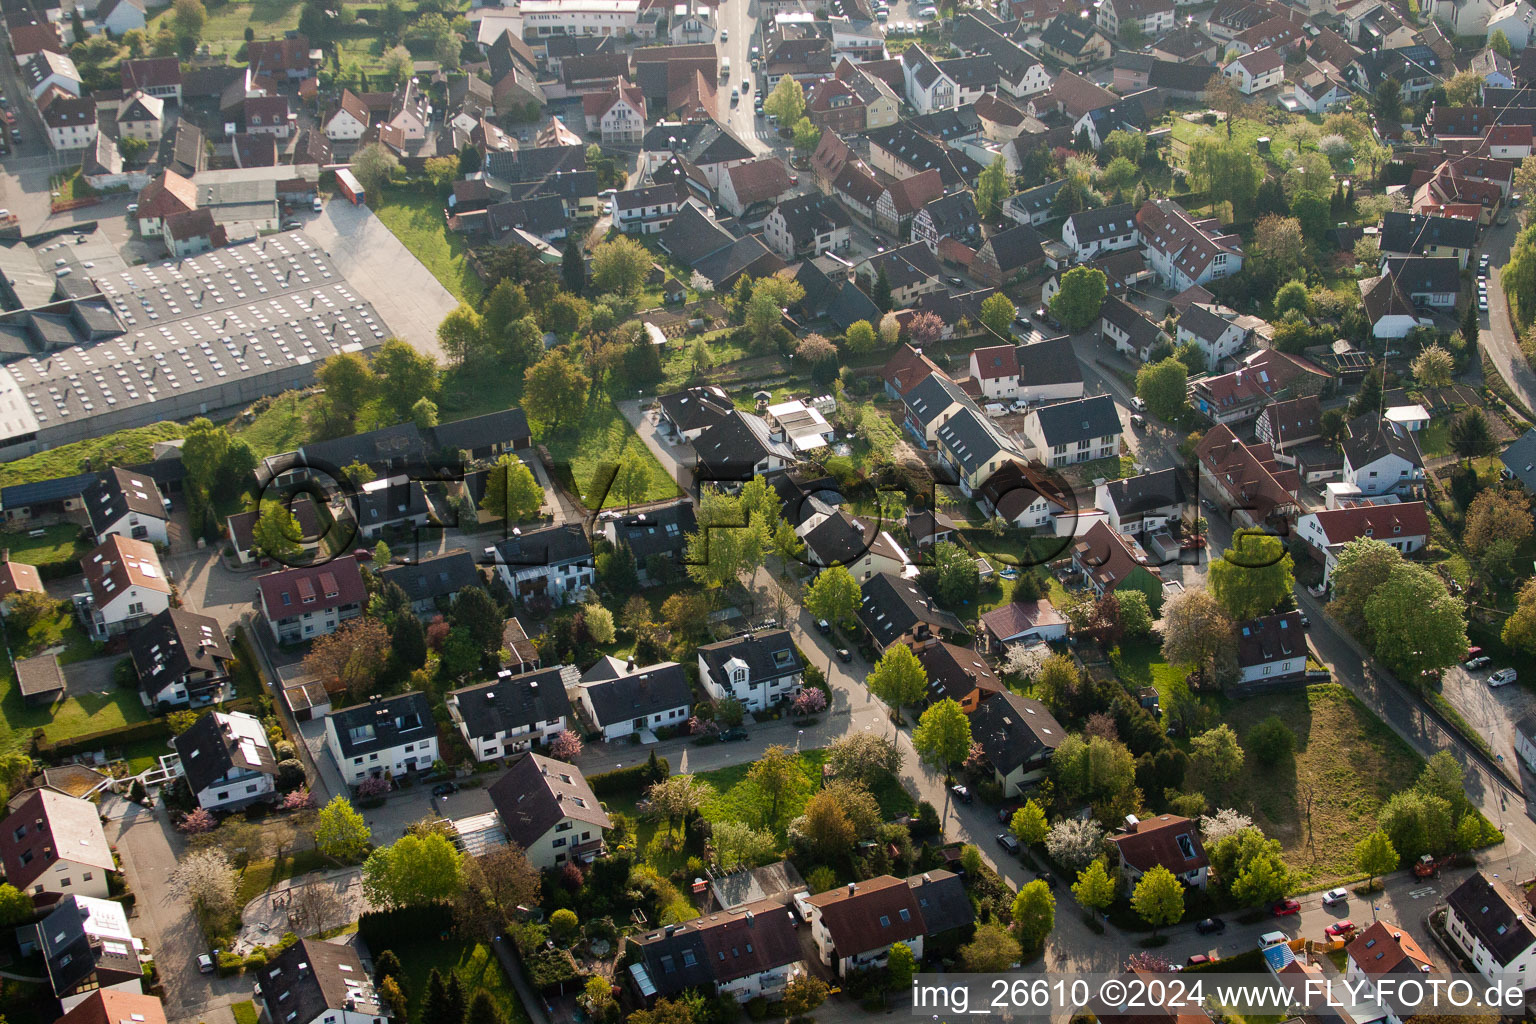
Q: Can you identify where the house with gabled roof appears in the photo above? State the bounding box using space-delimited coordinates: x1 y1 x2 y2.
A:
717 157 796 223
583 76 646 143
763 193 851 260
38 895 145 1009
118 57 178 101
83 467 168 545
1137 198 1244 290
912 190 981 255
972 223 1044 286
1233 610 1306 687
1100 294 1168 363
325 88 371 140
857 572 963 652
1255 395 1322 455
78 535 171 642
1195 425 1301 528
1040 11 1112 67
0 789 113 900
1107 814 1208 888
174 709 278 811
324 691 438 785
1445 871 1536 982
902 372 972 447
799 509 910 581
1062 203 1140 263
256 557 367 645
130 609 232 709
1342 417 1425 497
628 896 807 1004
697 629 803 711
935 404 1027 493
1223 46 1285 93
1096 469 1183 537
979 597 1068 650
1021 394 1120 468
975 459 1071 531
1070 521 1166 613
1298 500 1430 583
1189 348 1330 426
577 657 692 741
804 876 926 976
970 691 1064 794
252 938 388 1024
486 522 594 603
1097 0 1175 36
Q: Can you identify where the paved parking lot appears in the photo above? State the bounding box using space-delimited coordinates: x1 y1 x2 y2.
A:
1441 661 1533 771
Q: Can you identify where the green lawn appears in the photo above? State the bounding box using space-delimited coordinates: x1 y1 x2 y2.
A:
1417 419 1450 458
228 392 328 460
0 524 85 568
371 192 484 304
1110 638 1193 711
231 1001 260 1024
376 935 527 1024
234 848 330 908
1168 111 1324 172
695 749 915 840
0 655 148 754
0 422 186 488
149 0 302 56
541 400 681 509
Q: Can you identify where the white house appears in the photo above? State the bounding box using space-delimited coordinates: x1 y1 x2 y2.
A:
763 192 852 259
1138 199 1244 290
84 466 169 545
1176 302 1262 367
1297 501 1430 584
324 89 370 140
1096 0 1175 37
487 752 611 870
98 0 147 35
1096 469 1182 536
448 666 575 761
173 710 278 811
324 691 438 786
486 523 594 605
1424 0 1501 36
257 558 367 645
1517 714 1536 772
22 51 82 100
254 940 391 1024
130 608 233 709
630 899 808 1003
1344 920 1436 1024
576 656 691 741
1487 0 1536 49
1106 814 1209 890
1361 275 1433 340
717 157 796 221
1443 873 1536 983
804 876 926 977
40 896 146 1010
1021 395 1121 467
0 789 114 900
1234 610 1306 685
901 47 989 115
799 509 910 581
613 182 709 235
583 77 646 143
519 0 640 39
78 535 171 642
1343 422 1425 497
1223 47 1285 94
1062 203 1140 262
39 92 97 151
697 629 803 712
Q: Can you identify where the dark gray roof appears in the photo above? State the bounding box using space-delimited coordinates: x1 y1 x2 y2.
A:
1445 872 1536 966
1101 295 1161 347
429 406 530 454
825 280 883 331
487 751 610 847
863 123 982 188
904 372 970 428
857 572 963 648
482 144 586 185
357 478 429 528
487 195 568 238
1066 202 1137 244
1102 468 1182 518
698 629 803 684
692 410 795 482
378 549 481 606
1019 335 1082 388
1041 11 1102 56
1176 302 1235 343
773 192 852 242
296 422 427 475
40 896 140 996
172 711 278 795
130 608 231 699
970 690 1063 774
980 223 1044 271
1501 428 1536 492
920 190 980 236
451 666 573 740
606 499 696 560
1029 394 1120 447
934 404 1017 474
658 204 737 267
328 691 434 760
1382 255 1462 296
1343 415 1422 471
1381 211 1478 254
84 466 166 533
491 523 592 570
907 107 983 141
907 870 974 935
255 939 379 1024
658 385 734 433
580 660 691 726
1009 179 1065 217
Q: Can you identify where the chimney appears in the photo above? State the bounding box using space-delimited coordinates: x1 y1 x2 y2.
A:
627 657 636 672
847 882 856 896
1124 813 1140 832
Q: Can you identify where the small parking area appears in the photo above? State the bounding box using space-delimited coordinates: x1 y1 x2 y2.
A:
60 656 125 700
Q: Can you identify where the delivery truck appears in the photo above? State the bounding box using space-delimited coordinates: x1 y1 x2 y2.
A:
336 167 365 205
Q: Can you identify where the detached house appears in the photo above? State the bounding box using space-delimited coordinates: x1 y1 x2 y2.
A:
1097 0 1175 36
1108 814 1209 889
324 89 371 140
577 657 692 740
173 710 278 811
919 640 1005 712
488 752 610 870
78 535 171 642
486 523 594 603
257 558 367 644
39 93 96 152
1298 501 1430 584
253 940 388 1024
629 897 807 1004
1096 469 1183 537
857 572 964 652
1137 199 1244 290
799 508 910 581
697 629 803 712
130 609 232 709
324 691 438 786
763 193 852 259
1443 872 1536 981
1233 610 1307 687
1070 521 1166 613
1062 203 1140 263
0 789 113 900
718 158 796 224
39 896 145 1010
1223 47 1285 93
448 666 575 761
969 691 1064 795
979 598 1068 650
1342 418 1425 497
84 467 169 545
1021 394 1120 467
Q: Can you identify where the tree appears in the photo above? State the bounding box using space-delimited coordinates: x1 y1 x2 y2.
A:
1493 27 1513 57
826 734 902 785
315 795 371 861
1364 563 1468 680
1209 530 1294 620
908 310 944 347
1273 280 1311 318
1191 724 1245 785
1046 818 1106 872
1505 578 1536 653
1049 266 1108 329
1247 716 1295 766
0 883 31 926
887 941 917 991
914 699 973 779
391 613 427 671
977 154 1009 220
178 807 216 834
781 976 829 1017
371 339 438 421
872 265 893 312
252 500 303 559
561 237 584 296
980 292 1016 338
1412 344 1455 389
1442 67 1482 108
437 304 488 366
1011 880 1056 948
466 990 505 1024
523 351 590 431
1355 236 1382 267
711 820 778 870
610 455 651 513
1205 71 1251 140
1011 800 1048 846
804 564 860 626
480 454 543 522
1230 846 1289 906
303 619 391 697
763 75 805 123
1188 137 1264 219
745 290 785 350
646 774 713 835
795 790 855 859
1117 589 1153 640
382 44 414 86
1374 77 1404 123
1136 357 1188 421
1072 859 1116 914
317 352 376 425
1449 408 1497 466
961 922 1023 972
455 846 541 938
844 319 879 353
1378 790 1454 861
1465 489 1534 555
411 396 438 429
172 0 206 38
1099 156 1138 195
1161 589 1238 685
1130 865 1184 934
1253 216 1309 272
792 117 821 154
747 745 799 826
921 540 981 608
1354 829 1398 890
591 237 650 296
867 642 928 719
1052 734 1138 811
351 143 399 197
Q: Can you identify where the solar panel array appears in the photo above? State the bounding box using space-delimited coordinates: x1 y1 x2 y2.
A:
4 233 391 428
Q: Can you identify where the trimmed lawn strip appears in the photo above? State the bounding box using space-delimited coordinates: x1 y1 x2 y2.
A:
234 848 331 909
231 1001 260 1024
542 400 681 509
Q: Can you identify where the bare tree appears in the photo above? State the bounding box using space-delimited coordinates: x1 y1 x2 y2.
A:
455 845 541 938
169 849 238 918
288 881 345 937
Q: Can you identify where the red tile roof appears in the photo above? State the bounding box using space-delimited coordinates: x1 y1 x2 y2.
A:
1072 520 1161 591
258 558 367 620
54 990 169 1024
1196 424 1299 515
1107 814 1208 875
1346 921 1434 976
8 21 61 57
1305 500 1429 548
0 558 43 600
971 344 1019 381
82 534 169 605
805 875 925 955
119 56 180 90
136 170 197 221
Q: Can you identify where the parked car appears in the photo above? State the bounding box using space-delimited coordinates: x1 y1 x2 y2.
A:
282 220 302 230
1186 954 1211 968
1271 898 1301 916
432 782 458 797
1466 655 1492 670
1196 917 1226 935
719 727 750 742
951 783 973 804
1489 668 1518 687
1321 888 1348 907
836 648 852 662
1324 920 1356 939
1033 871 1056 888
1259 931 1289 948
1131 396 1146 411
1131 413 1147 430
353 548 373 560
1467 645 1484 658
996 832 1020 854
198 953 215 973
1299 614 1310 628
817 618 831 634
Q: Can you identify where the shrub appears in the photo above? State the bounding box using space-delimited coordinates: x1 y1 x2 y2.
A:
588 757 670 796
549 908 580 943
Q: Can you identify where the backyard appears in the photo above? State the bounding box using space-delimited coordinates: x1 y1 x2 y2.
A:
373 935 528 1024
0 422 186 488
0 523 86 568
542 400 681 509
371 192 484 305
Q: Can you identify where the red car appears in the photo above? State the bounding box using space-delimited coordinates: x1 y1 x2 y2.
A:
1325 921 1356 939
1272 899 1301 916
354 548 373 560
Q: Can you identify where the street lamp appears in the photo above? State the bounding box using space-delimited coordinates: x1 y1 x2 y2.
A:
796 728 804 752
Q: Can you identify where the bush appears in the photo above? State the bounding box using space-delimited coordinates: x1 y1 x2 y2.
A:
912 800 941 839
1246 716 1295 766
588 756 670 796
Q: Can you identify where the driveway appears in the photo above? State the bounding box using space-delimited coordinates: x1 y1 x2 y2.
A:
618 398 695 493
1439 662 1536 784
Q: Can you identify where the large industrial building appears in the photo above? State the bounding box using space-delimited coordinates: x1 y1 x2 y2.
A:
0 231 391 458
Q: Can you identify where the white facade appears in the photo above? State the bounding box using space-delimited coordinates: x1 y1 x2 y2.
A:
1062 215 1139 263
95 508 168 547
599 95 644 143
490 557 593 604
188 713 278 811
86 582 170 642
1021 418 1118 467
1296 513 1426 584
26 857 112 900
324 108 368 140
578 688 690 741
101 1 147 34
324 720 439 786
1176 317 1247 366
521 0 640 37
806 903 924 978
1487 1 1536 49
1344 451 1424 497
697 655 801 712
1444 887 1536 982
44 111 97 152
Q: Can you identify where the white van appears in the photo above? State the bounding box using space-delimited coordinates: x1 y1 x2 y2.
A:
1258 932 1287 949
984 403 1007 418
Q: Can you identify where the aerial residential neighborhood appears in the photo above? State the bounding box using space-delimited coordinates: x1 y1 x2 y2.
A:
0 0 1535 1021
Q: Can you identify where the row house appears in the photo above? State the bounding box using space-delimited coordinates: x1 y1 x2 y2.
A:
1070 521 1166 613
1138 198 1245 290
1021 394 1120 468
912 190 981 254
1097 0 1176 37
935 404 1026 494
1189 348 1330 426
449 666 575 761
1254 394 1322 457
613 182 708 235
763 193 852 259
1062 202 1140 262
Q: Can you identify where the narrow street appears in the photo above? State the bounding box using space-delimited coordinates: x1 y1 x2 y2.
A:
1479 218 1536 413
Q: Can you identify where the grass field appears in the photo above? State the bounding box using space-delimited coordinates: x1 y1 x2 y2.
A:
0 422 186 488
230 1001 260 1024
371 192 484 305
696 748 915 839
234 848 330 908
1110 639 1193 711
542 400 681 509
149 0 302 56
1168 112 1324 171
0 524 85 567
1222 684 1425 885
228 392 327 460
0 658 149 753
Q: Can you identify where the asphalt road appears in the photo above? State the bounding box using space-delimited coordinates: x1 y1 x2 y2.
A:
1481 215 1536 413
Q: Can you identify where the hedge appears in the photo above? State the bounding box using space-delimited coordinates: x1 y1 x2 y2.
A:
587 756 669 797
357 904 454 953
34 717 171 759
